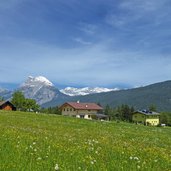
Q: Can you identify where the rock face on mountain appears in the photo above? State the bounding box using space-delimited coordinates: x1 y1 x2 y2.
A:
60 87 119 96
19 76 68 105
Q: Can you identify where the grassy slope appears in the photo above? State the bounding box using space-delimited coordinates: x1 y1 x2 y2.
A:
0 111 171 171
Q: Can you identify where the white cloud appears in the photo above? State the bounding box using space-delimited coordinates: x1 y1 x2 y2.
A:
78 22 97 35
119 0 167 12
73 37 93 45
0 36 170 87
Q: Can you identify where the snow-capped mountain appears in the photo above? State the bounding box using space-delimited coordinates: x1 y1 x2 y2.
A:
60 87 119 96
19 76 67 105
21 76 54 87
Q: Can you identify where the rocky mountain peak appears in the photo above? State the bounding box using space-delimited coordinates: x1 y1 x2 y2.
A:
21 76 54 88
19 76 62 105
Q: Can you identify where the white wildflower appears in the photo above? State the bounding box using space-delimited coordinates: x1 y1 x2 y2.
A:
91 161 94 165
137 165 140 169
134 157 139 160
55 164 59 170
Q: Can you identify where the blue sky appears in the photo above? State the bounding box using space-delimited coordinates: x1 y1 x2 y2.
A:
0 0 171 88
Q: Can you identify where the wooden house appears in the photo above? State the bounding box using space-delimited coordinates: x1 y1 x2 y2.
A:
0 101 16 111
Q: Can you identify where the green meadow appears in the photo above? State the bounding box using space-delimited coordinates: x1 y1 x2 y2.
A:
0 111 171 171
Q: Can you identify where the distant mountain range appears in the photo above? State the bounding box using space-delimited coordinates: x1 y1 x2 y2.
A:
44 80 171 112
1 76 171 111
60 87 119 96
0 76 118 105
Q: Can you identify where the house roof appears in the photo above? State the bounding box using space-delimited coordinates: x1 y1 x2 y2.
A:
135 110 160 115
60 102 103 110
0 101 6 106
0 101 16 108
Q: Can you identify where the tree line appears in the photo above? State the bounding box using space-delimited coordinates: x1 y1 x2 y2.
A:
10 91 61 114
104 104 135 122
11 91 40 112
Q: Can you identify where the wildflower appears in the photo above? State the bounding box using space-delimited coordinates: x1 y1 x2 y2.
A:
130 156 133 160
55 164 59 170
33 142 36 145
91 161 94 165
134 157 139 160
37 157 42 160
137 165 140 169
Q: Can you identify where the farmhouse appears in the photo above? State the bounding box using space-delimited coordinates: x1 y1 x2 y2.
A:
60 101 107 120
132 110 160 126
0 101 16 111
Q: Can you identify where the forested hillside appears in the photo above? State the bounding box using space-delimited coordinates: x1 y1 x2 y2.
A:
44 80 171 111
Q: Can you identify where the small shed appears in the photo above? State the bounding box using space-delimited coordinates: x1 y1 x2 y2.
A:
0 101 16 111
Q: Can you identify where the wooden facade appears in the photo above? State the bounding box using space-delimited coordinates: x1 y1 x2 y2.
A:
0 101 16 111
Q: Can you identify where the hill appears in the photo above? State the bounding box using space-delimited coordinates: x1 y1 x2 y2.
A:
44 80 171 111
0 110 170 170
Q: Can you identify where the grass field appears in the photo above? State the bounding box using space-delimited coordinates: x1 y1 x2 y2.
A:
0 111 171 171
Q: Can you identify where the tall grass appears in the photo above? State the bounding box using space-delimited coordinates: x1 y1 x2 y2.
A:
0 110 171 170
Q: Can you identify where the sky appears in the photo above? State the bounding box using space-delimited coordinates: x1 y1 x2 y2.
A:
0 0 171 88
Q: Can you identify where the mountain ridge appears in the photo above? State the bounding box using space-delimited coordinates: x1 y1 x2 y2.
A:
0 76 120 104
60 87 119 96
43 80 171 112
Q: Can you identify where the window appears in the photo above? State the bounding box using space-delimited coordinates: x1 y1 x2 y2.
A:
70 108 72 111
67 108 69 111
63 109 65 111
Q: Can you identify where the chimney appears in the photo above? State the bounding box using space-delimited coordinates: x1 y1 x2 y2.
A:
85 104 88 108
77 100 80 103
